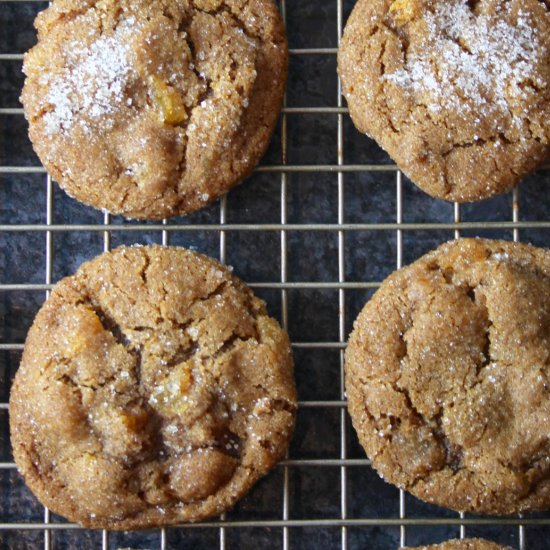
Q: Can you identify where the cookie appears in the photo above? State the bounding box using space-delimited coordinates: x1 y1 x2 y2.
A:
346 238 550 515
10 245 296 529
21 0 287 219
403 539 511 550
338 0 550 202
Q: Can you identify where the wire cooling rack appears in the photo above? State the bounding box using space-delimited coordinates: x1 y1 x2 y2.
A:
1 0 550 548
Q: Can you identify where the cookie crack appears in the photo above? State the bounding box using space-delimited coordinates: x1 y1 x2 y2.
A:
44 3 93 28
202 2 262 42
431 408 463 474
392 381 424 424
390 263 496 477
378 41 401 136
138 250 151 287
476 303 493 378
171 2 262 187
466 0 481 12
433 260 495 380
198 302 260 366
92 304 133 348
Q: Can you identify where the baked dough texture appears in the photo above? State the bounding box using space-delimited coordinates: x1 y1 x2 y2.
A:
403 539 511 550
346 238 550 515
21 0 288 219
338 0 550 202
10 245 296 529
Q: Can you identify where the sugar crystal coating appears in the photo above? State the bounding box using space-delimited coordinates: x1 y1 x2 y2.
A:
403 538 512 550
385 1 544 119
346 238 550 515
338 0 550 202
10 245 296 529
21 0 288 219
42 20 136 135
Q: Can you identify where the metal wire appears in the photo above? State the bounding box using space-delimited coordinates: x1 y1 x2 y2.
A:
279 6 290 549
336 2 348 549
0 517 548 530
219 193 228 550
1 1 550 549
43 171 53 550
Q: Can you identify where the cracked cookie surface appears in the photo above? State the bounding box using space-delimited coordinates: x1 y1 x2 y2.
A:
10 245 296 529
338 0 550 202
21 0 287 219
346 238 550 515
403 539 511 550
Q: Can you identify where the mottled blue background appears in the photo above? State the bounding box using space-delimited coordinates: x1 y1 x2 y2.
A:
1 1 549 549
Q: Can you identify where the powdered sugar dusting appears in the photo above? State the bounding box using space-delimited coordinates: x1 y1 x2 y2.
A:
43 23 136 136
385 0 545 117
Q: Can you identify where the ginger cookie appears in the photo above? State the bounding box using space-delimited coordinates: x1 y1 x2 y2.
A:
403 539 511 550
21 0 287 219
10 245 296 529
338 0 550 202
346 238 550 515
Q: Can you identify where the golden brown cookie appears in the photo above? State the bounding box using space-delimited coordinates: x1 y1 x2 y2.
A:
10 245 296 529
338 0 550 202
346 238 550 515
21 0 287 219
403 539 511 550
